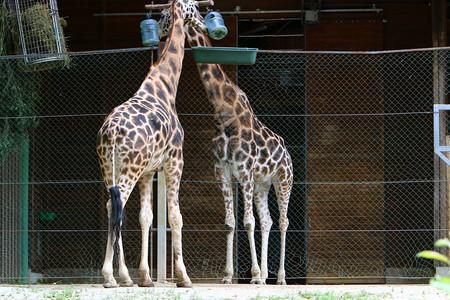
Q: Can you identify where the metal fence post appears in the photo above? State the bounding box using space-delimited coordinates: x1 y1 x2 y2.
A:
20 138 29 284
157 171 167 283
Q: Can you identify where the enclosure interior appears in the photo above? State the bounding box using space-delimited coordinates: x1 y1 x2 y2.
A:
1 0 449 284
1 46 447 283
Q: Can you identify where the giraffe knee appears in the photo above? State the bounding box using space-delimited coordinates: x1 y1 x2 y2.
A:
139 211 153 227
168 210 183 230
244 215 255 231
279 218 289 231
225 215 235 231
139 204 153 224
261 217 273 232
225 222 235 232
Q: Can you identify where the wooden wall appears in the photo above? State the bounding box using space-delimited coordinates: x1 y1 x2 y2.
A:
33 0 443 281
305 17 385 281
58 0 435 52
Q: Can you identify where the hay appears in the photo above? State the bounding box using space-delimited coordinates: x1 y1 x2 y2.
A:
13 2 70 71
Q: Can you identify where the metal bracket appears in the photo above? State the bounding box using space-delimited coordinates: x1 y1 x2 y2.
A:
434 104 450 165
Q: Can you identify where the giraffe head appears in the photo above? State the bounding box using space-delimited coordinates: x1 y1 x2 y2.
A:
146 0 211 37
157 0 212 38
158 7 173 37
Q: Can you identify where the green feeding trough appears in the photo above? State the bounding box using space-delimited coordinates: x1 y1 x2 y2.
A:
191 47 258 65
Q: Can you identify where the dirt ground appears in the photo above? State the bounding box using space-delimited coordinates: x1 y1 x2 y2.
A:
0 283 449 300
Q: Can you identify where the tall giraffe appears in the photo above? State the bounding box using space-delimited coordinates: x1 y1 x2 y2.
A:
158 14 294 285
96 0 210 288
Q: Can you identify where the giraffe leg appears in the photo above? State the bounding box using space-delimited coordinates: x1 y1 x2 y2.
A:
118 234 133 287
254 182 273 285
216 166 235 284
241 178 262 284
273 176 292 285
108 171 140 287
138 172 155 287
102 200 119 288
164 162 192 288
117 185 134 287
101 184 134 287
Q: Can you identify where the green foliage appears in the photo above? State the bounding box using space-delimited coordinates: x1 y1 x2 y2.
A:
0 59 39 162
417 238 450 293
0 0 39 162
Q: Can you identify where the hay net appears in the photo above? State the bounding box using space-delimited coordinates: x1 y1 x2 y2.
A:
8 0 68 71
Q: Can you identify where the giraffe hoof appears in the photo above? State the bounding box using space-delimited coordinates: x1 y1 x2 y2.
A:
138 281 155 287
250 279 264 285
103 282 119 288
276 279 287 285
176 281 193 288
120 280 134 287
221 278 232 284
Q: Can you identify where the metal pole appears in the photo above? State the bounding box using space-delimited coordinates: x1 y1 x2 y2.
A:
93 8 383 17
49 0 66 54
157 172 167 283
20 138 29 283
234 182 239 283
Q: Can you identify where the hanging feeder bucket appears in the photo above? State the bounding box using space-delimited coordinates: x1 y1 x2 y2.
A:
205 11 228 40
11 0 69 72
192 10 257 65
140 13 160 47
191 47 258 65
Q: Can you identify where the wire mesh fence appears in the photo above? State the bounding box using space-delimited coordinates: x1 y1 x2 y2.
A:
0 46 449 284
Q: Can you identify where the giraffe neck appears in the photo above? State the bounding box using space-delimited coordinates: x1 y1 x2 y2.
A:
186 26 255 120
140 0 186 104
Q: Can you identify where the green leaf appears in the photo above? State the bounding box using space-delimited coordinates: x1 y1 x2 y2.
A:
435 238 450 248
430 276 450 293
436 275 450 284
417 251 449 263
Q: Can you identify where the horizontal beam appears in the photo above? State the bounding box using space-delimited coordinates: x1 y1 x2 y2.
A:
93 8 382 17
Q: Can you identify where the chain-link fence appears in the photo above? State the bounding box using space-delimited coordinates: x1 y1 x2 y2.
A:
1 47 449 284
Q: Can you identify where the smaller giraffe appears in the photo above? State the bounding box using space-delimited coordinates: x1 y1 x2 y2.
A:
158 14 294 285
97 0 210 288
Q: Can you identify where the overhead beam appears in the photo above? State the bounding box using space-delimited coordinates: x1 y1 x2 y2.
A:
431 0 447 47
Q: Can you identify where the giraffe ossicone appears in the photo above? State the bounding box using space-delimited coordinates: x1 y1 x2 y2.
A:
97 0 209 289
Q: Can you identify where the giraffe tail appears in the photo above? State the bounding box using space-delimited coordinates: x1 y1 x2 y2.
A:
104 123 123 264
109 185 122 264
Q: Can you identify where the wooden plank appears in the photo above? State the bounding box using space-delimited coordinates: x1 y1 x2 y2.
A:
446 136 450 257
433 1 448 250
57 0 103 51
306 14 383 51
307 219 384 231
431 0 447 48
305 17 384 279
308 203 384 217
383 4 431 50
